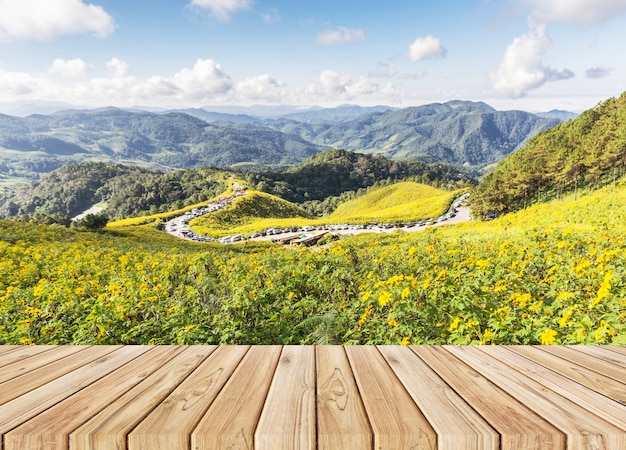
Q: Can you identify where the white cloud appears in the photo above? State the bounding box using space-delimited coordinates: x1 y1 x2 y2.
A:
490 20 574 97
236 74 286 101
190 0 253 21
0 0 115 41
106 58 130 78
171 59 234 99
523 0 626 25
48 58 92 78
307 70 378 100
316 27 366 46
408 35 447 62
585 66 614 78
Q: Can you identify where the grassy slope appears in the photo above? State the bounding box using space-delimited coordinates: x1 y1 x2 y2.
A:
329 182 459 222
189 182 460 237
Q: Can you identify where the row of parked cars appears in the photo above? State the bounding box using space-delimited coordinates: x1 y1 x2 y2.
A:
165 192 470 245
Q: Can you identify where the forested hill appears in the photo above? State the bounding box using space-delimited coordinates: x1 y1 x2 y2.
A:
246 149 473 203
265 100 559 166
0 107 327 180
0 150 473 221
472 92 626 217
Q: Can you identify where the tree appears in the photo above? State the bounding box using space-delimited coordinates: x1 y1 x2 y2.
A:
73 212 108 231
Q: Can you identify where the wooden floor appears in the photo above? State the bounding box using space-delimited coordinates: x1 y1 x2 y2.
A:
0 345 625 449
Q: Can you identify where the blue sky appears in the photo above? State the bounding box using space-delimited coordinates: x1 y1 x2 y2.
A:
0 0 625 113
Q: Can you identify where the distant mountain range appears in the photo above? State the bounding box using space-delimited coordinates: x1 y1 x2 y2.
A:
0 101 568 183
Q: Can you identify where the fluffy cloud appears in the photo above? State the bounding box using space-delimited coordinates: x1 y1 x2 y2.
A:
0 58 237 107
523 0 626 25
307 70 378 100
106 58 130 78
48 58 92 78
408 35 447 62
585 66 614 78
0 0 115 41
316 27 366 46
171 59 234 99
236 74 286 101
190 0 253 21
490 21 573 97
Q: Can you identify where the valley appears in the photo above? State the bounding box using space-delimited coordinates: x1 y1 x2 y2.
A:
0 93 624 346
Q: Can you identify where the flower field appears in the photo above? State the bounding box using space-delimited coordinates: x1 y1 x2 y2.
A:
0 182 624 345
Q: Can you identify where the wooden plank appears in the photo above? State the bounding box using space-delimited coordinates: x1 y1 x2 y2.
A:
0 345 118 405
255 345 316 450
605 345 626 356
191 345 282 450
490 346 626 431
0 346 19 356
3 346 184 450
570 345 626 369
346 345 437 450
379 345 498 450
128 345 249 450
413 346 565 450
448 345 626 450
69 345 215 450
527 345 626 404
0 345 145 448
0 345 87 384
0 345 55 367
316 345 372 450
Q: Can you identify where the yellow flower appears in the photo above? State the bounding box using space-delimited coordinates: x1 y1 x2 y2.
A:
448 317 462 332
540 329 557 345
361 291 371 302
388 317 398 327
589 271 613 309
475 259 489 268
400 287 410 300
378 291 392 306
400 336 410 345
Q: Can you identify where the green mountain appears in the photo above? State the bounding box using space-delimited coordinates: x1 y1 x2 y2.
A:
265 100 559 166
471 92 626 217
0 107 327 181
0 150 473 221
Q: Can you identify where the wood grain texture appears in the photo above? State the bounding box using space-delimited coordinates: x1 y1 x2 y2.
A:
0 345 117 405
4 346 183 450
539 345 626 387
192 345 282 450
0 345 57 368
255 345 316 450
0 346 144 443
569 345 626 369
129 345 249 450
69 346 216 450
379 345 498 450
501 346 626 430
316 345 372 450
448 345 626 450
414 346 565 450
346 345 437 450
0 345 83 384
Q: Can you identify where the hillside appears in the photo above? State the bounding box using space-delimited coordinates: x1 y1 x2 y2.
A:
329 182 456 223
472 92 626 217
0 162 230 220
247 149 474 204
0 150 473 221
1 179 623 345
186 182 458 238
266 100 559 166
0 101 562 187
0 107 327 181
